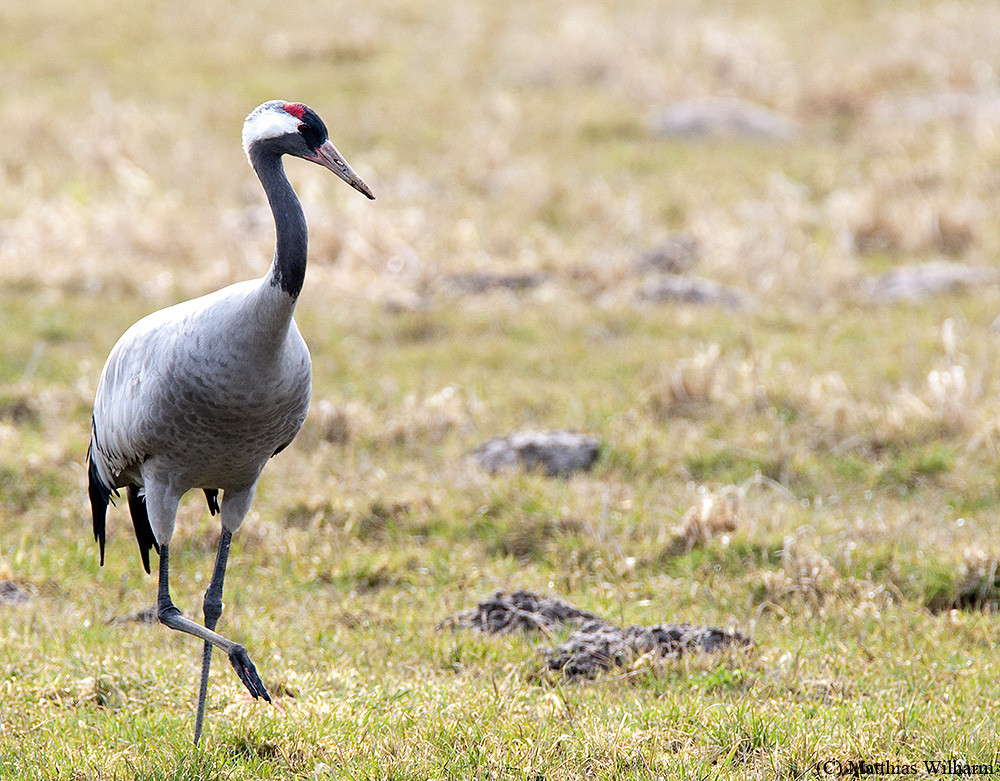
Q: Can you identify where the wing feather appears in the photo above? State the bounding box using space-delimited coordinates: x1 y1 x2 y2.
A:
87 279 308 566
88 305 184 567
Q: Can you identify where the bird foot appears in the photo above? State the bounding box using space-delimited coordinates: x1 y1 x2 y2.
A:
227 644 272 703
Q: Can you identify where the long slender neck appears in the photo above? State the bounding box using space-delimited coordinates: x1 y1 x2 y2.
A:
250 144 308 299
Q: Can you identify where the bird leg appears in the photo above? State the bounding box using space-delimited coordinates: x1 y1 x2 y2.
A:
194 528 232 746
155 541 271 745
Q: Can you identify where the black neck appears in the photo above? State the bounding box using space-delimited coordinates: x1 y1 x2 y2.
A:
250 142 308 298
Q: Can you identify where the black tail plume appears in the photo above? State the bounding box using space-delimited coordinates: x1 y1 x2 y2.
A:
87 441 114 567
204 489 220 516
126 486 159 575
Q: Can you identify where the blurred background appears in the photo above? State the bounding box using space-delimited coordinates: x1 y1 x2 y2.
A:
5 0 1000 313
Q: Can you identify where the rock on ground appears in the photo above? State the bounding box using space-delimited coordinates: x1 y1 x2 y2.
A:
443 589 751 679
474 430 600 477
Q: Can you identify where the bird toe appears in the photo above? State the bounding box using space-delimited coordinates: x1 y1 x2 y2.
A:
227 644 271 703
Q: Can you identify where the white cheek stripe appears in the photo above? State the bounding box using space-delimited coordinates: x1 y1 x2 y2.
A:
242 107 300 157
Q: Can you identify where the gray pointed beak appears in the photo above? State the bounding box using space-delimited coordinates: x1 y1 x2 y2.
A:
309 139 375 200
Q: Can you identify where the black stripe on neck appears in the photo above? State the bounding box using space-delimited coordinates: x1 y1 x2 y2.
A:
250 140 309 298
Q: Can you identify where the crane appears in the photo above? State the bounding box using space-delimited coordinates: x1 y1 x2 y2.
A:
86 100 374 745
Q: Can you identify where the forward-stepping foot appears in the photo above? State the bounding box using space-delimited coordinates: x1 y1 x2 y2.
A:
228 644 271 702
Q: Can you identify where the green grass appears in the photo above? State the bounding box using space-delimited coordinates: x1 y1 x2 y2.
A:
5 0 1000 777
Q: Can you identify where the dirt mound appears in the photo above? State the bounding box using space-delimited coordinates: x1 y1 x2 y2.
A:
863 261 998 303
445 589 603 634
636 235 700 275
651 98 798 141
0 581 32 605
473 431 600 477
443 589 751 678
548 621 750 678
444 272 547 295
108 605 159 625
636 274 758 311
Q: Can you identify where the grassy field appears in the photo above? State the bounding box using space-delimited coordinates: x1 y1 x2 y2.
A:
5 0 1000 778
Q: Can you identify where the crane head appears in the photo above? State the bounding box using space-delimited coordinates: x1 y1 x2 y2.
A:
242 100 375 200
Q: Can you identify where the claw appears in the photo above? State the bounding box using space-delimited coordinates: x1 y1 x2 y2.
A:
227 644 272 703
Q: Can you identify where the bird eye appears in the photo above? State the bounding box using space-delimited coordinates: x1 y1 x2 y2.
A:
298 123 324 150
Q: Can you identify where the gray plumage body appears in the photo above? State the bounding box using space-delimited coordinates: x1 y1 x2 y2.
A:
85 100 374 746
90 280 310 541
